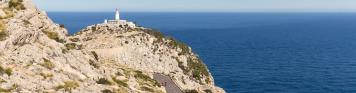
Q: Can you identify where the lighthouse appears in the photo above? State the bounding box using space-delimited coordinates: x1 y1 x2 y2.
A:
104 8 136 28
115 8 120 20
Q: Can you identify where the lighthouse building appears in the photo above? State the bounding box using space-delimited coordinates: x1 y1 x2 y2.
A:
104 9 136 28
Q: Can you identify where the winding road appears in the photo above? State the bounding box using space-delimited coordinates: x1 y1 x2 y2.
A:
153 73 183 93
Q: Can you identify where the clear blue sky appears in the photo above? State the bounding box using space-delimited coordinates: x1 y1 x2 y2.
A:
33 0 356 12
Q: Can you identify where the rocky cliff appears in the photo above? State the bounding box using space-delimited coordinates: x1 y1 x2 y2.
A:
0 0 225 93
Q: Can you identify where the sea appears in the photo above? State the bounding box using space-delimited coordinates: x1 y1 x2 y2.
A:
48 12 356 93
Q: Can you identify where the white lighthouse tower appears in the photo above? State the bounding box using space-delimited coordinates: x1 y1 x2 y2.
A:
115 8 120 20
104 8 136 28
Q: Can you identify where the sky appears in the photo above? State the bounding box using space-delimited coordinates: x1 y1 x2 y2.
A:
32 0 356 12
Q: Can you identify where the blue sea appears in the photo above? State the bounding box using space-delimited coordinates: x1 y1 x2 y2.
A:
48 12 356 93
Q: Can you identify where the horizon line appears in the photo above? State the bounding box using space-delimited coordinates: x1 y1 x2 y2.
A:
45 11 356 13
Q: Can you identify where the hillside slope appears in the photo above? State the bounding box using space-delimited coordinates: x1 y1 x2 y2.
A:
0 0 225 93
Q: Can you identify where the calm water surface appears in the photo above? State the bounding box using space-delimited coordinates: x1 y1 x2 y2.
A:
48 12 356 93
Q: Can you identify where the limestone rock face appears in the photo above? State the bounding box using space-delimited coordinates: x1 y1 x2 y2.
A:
0 0 225 93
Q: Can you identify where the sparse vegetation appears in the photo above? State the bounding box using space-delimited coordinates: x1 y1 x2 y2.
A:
40 58 55 69
69 38 80 42
59 24 65 28
204 89 213 93
55 81 79 92
142 29 164 40
89 59 99 68
140 86 154 92
101 89 114 93
142 28 211 84
0 8 15 19
62 48 69 54
23 19 31 25
65 43 77 50
96 78 112 85
9 0 26 10
134 71 153 82
116 71 123 76
0 21 7 41
91 26 97 32
0 78 6 83
43 30 65 43
0 65 12 76
174 57 188 74
167 37 190 55
112 77 128 87
187 57 210 83
39 72 53 79
141 29 191 55
175 56 210 84
134 71 159 87
184 89 199 93
181 76 186 85
0 84 18 92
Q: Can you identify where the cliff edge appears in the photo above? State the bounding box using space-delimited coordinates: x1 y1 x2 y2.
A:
0 0 225 93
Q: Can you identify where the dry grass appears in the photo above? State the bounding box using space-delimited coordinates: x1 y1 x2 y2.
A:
0 21 7 41
112 77 128 87
65 43 77 50
40 58 55 69
43 30 65 43
96 78 113 85
0 84 17 92
9 0 26 10
55 81 80 92
39 72 53 79
0 65 12 76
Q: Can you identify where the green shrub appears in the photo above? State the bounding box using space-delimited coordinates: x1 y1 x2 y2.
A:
40 58 55 69
65 43 77 50
23 20 31 25
187 57 209 83
140 86 154 92
55 81 79 92
9 0 25 10
101 89 114 93
167 37 190 55
204 89 213 93
134 71 153 82
0 65 12 76
0 78 6 83
59 24 65 28
69 38 80 42
142 29 165 43
143 29 164 39
62 48 69 54
184 89 199 93
134 71 158 87
43 30 64 43
96 78 112 85
91 26 97 32
175 57 188 74
0 84 17 92
1 8 14 19
40 72 53 79
112 77 128 87
0 31 7 38
142 29 190 55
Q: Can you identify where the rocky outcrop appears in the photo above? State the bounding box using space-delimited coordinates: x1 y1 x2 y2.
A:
0 0 225 93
